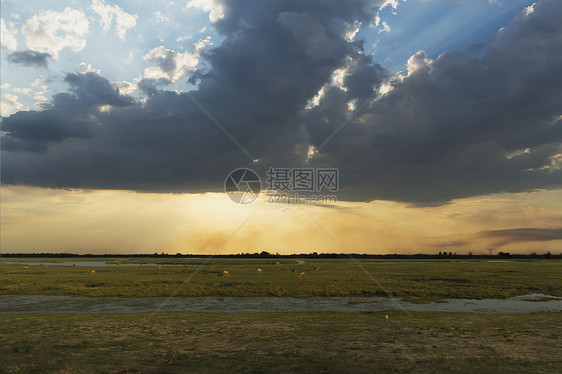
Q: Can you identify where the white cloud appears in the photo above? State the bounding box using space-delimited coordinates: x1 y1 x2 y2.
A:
345 21 361 41
22 7 88 59
1 93 24 117
28 78 51 108
31 78 48 90
331 64 350 90
1 83 32 95
406 50 431 75
371 13 381 28
186 0 224 23
143 37 212 83
91 0 137 41
176 34 192 42
33 93 49 102
79 62 101 75
112 80 137 95
153 11 169 23
524 3 535 16
380 0 400 10
1 18 18 50
306 85 326 109
378 21 390 34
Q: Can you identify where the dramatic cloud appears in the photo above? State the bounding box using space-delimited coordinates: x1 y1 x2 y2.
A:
7 50 51 68
22 7 88 58
2 0 562 206
1 18 18 50
90 0 137 40
2 71 133 152
304 0 562 204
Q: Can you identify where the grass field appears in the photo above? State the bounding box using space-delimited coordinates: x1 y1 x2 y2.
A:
1 311 560 373
1 258 560 301
1 258 561 373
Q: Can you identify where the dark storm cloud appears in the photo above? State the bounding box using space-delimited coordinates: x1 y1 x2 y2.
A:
2 0 562 204
2 73 133 152
480 228 562 246
305 0 562 204
2 0 384 192
7 50 51 68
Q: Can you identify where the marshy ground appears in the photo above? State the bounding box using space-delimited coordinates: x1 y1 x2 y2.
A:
1 258 561 301
0 258 560 373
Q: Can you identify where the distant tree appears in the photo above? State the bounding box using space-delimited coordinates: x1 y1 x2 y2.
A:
545 251 552 259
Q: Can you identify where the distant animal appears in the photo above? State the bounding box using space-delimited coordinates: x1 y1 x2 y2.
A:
60 264 63 267
385 314 389 320
291 268 297 274
275 262 280 265
313 266 319 272
158 265 162 270
23 266 29 269
72 264 76 267
219 270 230 278
89 269 96 276
255 268 263 274
297 271 305 278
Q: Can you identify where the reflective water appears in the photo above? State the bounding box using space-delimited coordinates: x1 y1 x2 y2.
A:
0 294 560 314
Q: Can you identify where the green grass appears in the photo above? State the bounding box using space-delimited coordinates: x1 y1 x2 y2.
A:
0 258 560 301
0 311 560 373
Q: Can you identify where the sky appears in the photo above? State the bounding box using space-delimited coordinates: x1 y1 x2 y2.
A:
1 0 561 254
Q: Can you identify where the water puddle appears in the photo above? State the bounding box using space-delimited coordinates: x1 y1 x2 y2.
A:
0 294 560 314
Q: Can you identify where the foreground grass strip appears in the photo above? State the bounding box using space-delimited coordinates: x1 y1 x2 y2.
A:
0 311 560 373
